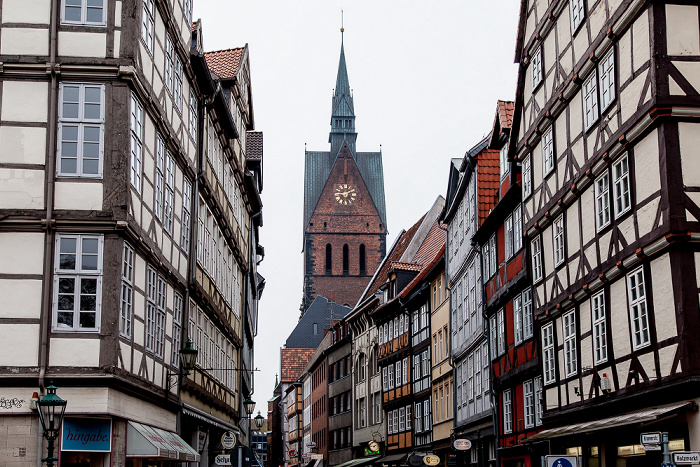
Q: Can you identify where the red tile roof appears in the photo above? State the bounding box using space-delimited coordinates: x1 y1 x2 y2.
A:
391 262 423 272
204 47 244 80
280 348 314 383
398 220 446 299
497 100 514 130
477 149 500 227
362 214 426 300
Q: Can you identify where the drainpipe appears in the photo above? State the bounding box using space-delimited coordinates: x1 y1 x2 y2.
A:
38 2 60 466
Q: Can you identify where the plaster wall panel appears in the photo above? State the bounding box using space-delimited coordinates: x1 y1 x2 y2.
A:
50 338 100 366
133 317 145 347
670 75 685 96
589 0 607 41
0 232 44 274
546 175 556 205
533 146 543 193
658 343 678 378
557 268 568 292
608 0 625 16
610 277 631 357
557 14 572 54
0 28 48 55
632 9 651 70
560 44 574 79
580 295 592 335
580 188 595 244
618 215 635 246
569 92 583 141
0 168 44 209
0 279 42 318
1 0 51 23
620 70 648 124
673 62 700 98
130 191 141 224
0 126 47 165
568 257 580 284
637 198 660 239
572 21 589 64
571 136 586 179
113 30 121 58
0 324 39 366
1 81 48 123
615 359 630 389
140 44 154 86
637 351 656 379
58 32 106 58
599 230 611 261
665 5 700 56
679 123 700 186
618 29 633 87
545 387 557 411
120 340 132 371
542 225 554 278
634 129 660 200
525 13 536 49
581 374 593 401
651 254 677 343
580 334 593 371
583 245 596 277
54 182 104 211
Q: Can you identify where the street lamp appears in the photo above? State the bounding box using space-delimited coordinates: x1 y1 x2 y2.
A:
37 382 67 467
166 339 199 390
254 411 265 429
244 397 256 417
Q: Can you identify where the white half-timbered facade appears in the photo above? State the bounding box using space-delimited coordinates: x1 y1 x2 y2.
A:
510 0 700 464
0 1 263 465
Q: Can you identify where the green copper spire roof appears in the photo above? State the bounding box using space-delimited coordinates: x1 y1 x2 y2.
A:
329 29 357 156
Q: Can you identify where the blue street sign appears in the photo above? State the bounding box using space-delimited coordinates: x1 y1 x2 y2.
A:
545 455 578 467
552 460 573 467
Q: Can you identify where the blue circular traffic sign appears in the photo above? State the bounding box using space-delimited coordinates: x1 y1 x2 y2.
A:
552 459 573 467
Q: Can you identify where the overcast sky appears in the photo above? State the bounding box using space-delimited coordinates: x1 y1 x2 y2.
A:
192 0 521 408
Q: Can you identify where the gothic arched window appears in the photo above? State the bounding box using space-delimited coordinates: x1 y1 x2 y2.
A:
326 244 332 274
359 244 366 274
343 244 349 275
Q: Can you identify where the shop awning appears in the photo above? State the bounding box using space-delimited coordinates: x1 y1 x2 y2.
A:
374 453 407 465
524 401 693 442
332 456 380 467
126 421 201 461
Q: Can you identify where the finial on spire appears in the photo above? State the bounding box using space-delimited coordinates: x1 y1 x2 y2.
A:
340 9 344 35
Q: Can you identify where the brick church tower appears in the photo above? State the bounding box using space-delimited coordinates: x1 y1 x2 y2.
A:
302 31 387 312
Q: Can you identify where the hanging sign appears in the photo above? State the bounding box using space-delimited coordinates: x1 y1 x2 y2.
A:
61 418 112 452
368 440 380 452
215 454 232 466
423 454 440 466
221 431 237 449
453 439 472 451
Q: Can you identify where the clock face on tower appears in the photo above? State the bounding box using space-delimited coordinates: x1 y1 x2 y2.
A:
334 184 357 205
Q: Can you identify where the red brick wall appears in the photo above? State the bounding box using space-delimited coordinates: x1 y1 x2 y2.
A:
304 147 386 308
311 360 328 459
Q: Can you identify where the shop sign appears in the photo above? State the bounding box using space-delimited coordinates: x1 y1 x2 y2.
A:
544 455 577 467
423 454 440 466
61 418 111 452
221 431 237 449
215 454 232 466
453 439 471 451
674 452 700 465
640 432 662 445
446 453 457 467
368 440 381 452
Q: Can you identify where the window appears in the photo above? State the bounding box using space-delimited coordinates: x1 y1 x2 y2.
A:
531 47 543 89
189 89 198 142
583 70 599 129
627 267 650 349
500 142 509 179
503 390 513 434
524 380 535 428
343 244 349 274
489 315 497 360
182 177 192 252
395 360 402 387
141 0 155 53
595 172 611 231
374 393 382 424
130 93 144 191
542 126 554 176
325 244 332 274
513 205 523 253
534 376 543 426
483 234 497 279
474 347 482 397
542 323 555 383
497 309 505 356
532 236 543 283
165 35 184 111
398 407 405 431
522 288 533 339
438 332 444 361
146 267 166 357
414 402 422 432
359 244 366 274
613 155 631 217
563 310 577 377
154 136 165 221
382 366 388 392
119 242 134 338
553 214 565 266
172 292 183 367
599 49 616 110
61 0 106 26
468 354 474 401
522 155 532 198
54 234 103 331
592 291 608 364
505 214 514 259
570 0 585 32
514 294 523 345
58 83 105 177
183 0 192 24
164 153 175 233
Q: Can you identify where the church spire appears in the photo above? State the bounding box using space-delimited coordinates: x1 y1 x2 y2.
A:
329 17 357 157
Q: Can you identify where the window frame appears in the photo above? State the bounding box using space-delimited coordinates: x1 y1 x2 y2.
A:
531 235 543 283
563 310 578 377
627 267 651 350
542 322 556 384
599 48 616 112
553 214 566 267
570 0 585 34
61 0 107 26
531 47 543 90
524 379 535 429
595 171 611 231
613 154 632 218
141 0 155 54
53 234 103 332
522 154 532 198
583 69 600 130
119 242 134 338
592 290 608 364
542 126 555 176
503 389 513 434
130 92 144 192
57 83 105 178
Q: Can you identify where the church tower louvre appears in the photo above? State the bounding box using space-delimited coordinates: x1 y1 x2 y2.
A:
302 29 387 314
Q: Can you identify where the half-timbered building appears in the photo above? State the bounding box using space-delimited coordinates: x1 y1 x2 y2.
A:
442 135 498 466
474 101 543 467
509 0 700 465
0 1 263 465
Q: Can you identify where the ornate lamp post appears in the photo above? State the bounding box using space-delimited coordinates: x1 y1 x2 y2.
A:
254 411 265 430
166 339 199 389
37 382 67 467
